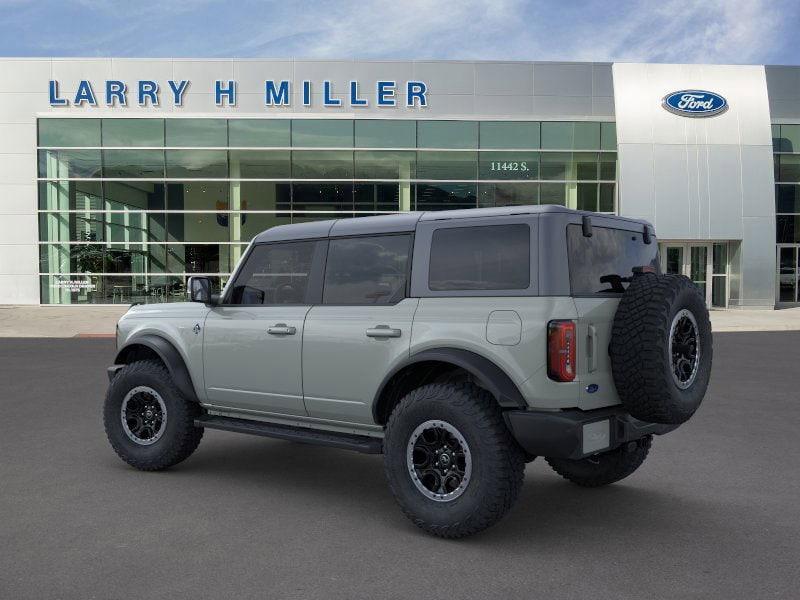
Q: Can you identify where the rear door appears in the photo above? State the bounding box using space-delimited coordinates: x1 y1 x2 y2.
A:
566 222 659 410
302 234 416 425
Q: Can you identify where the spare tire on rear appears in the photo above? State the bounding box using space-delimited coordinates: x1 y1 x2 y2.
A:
610 273 712 425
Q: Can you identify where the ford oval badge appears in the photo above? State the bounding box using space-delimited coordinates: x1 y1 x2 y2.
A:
662 90 728 117
586 384 599 394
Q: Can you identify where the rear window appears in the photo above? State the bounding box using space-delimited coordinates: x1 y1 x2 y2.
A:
429 224 530 291
567 224 659 295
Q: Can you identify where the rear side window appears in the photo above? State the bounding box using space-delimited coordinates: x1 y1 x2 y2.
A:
429 224 530 291
228 241 316 305
323 235 411 305
567 224 659 295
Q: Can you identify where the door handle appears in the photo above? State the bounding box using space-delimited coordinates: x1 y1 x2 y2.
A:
268 323 296 336
366 325 402 338
587 325 597 373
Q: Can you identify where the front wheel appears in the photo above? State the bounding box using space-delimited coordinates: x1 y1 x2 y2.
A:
103 359 204 471
383 381 525 538
545 436 652 487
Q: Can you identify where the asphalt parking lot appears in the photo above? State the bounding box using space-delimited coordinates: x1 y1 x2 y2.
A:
2 332 799 599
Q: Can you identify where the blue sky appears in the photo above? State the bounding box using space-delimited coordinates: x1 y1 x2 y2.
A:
1 0 798 65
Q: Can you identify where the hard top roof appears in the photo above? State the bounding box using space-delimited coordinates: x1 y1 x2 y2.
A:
252 205 652 243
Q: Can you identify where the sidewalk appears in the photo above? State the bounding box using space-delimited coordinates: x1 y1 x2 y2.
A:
2 304 800 337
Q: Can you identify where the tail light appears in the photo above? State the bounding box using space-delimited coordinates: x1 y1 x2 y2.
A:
547 320 576 382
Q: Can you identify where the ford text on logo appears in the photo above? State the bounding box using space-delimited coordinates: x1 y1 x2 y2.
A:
662 90 728 117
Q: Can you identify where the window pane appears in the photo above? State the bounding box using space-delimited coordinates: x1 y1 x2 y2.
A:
354 151 415 179
778 155 800 182
415 183 477 211
599 183 615 212
417 121 478 149
39 119 100 147
239 212 291 241
429 224 530 291
541 122 573 150
168 244 229 274
39 212 106 242
575 152 599 180
712 275 727 307
600 123 617 151
776 184 800 213
102 119 164 147
323 235 410 305
38 149 101 178
292 150 353 179
567 225 659 294
167 182 229 211
713 243 727 274
354 183 403 212
292 183 354 212
166 150 228 178
168 213 231 243
478 182 539 207
777 215 800 243
291 120 353 147
103 150 164 178
239 181 291 211
229 150 290 178
576 183 598 211
355 120 415 148
479 122 540 149
479 152 539 180
166 119 227 147
574 122 601 150
416 151 477 179
772 124 782 152
540 152 570 180
229 120 290 147
230 241 317 305
39 180 103 210
600 153 617 180
104 181 165 211
540 182 566 206
780 125 800 153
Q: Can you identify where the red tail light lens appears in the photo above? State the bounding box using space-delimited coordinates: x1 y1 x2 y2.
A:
547 320 576 382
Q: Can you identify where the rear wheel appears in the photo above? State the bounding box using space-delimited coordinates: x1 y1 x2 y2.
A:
383 381 525 538
546 436 652 487
103 359 204 471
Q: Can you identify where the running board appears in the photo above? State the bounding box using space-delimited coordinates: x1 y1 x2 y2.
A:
195 415 383 454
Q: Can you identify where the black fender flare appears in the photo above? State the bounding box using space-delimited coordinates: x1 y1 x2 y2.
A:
113 334 199 402
372 348 527 421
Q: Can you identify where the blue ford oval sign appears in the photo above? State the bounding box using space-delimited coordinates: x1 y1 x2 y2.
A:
662 90 728 117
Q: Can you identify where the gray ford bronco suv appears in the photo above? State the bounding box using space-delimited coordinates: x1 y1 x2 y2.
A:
104 205 712 538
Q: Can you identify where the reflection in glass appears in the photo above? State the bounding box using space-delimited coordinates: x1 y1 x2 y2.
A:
778 155 800 183
355 151 415 179
229 150 290 179
355 120 416 148
238 181 291 211
292 120 353 147
479 152 539 180
539 183 566 206
39 181 103 210
166 150 228 178
478 182 539 207
776 184 800 213
103 149 165 178
292 183 354 212
416 151 477 180
292 150 353 179
576 183 599 211
165 119 227 147
39 119 101 147
229 120 290 147
167 244 229 274
167 182 229 211
38 149 102 178
102 119 164 147
104 181 165 211
540 153 570 180
415 183 477 211
354 183 402 212
417 121 478 149
479 122 540 149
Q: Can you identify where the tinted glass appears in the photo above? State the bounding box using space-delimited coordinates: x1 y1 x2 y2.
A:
167 182 229 211
576 183 599 211
229 241 316 305
165 150 228 178
416 151 477 180
166 119 227 147
103 150 165 178
229 150 290 178
104 181 165 211
292 183 354 211
355 151 415 179
354 183 403 211
573 122 601 149
600 122 617 151
38 149 102 178
776 184 800 213
323 235 410 304
777 215 800 243
479 152 539 179
479 122 540 149
39 181 103 210
429 224 530 291
540 122 574 149
102 119 164 147
567 224 659 295
292 120 353 147
417 121 478 149
778 155 800 182
355 120 416 148
415 183 477 211
540 152 570 180
478 182 539 207
539 182 566 205
239 181 291 211
779 125 800 153
229 120 290 147
292 150 353 178
39 119 100 147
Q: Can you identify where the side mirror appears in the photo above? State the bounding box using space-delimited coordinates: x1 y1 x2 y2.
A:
187 276 214 305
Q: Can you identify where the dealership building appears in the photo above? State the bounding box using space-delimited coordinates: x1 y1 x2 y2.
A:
0 58 798 308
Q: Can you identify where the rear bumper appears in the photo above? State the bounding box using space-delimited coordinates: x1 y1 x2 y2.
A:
504 406 678 461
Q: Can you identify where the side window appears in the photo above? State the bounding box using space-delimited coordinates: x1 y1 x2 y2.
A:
323 235 411 305
428 224 530 291
567 224 660 295
227 241 316 305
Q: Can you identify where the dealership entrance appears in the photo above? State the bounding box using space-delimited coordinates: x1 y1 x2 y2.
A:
660 242 729 308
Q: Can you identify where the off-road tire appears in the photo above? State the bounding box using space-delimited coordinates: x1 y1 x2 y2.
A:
103 359 204 471
610 273 712 425
546 436 652 487
383 381 525 538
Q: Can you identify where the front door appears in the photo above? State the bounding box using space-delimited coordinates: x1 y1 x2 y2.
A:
661 243 712 305
203 240 323 416
302 234 415 425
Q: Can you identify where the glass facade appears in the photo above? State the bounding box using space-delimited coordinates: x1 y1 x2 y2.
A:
774 124 800 303
37 118 618 304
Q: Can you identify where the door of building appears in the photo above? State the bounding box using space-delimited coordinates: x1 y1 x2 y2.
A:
660 243 713 306
777 245 800 305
